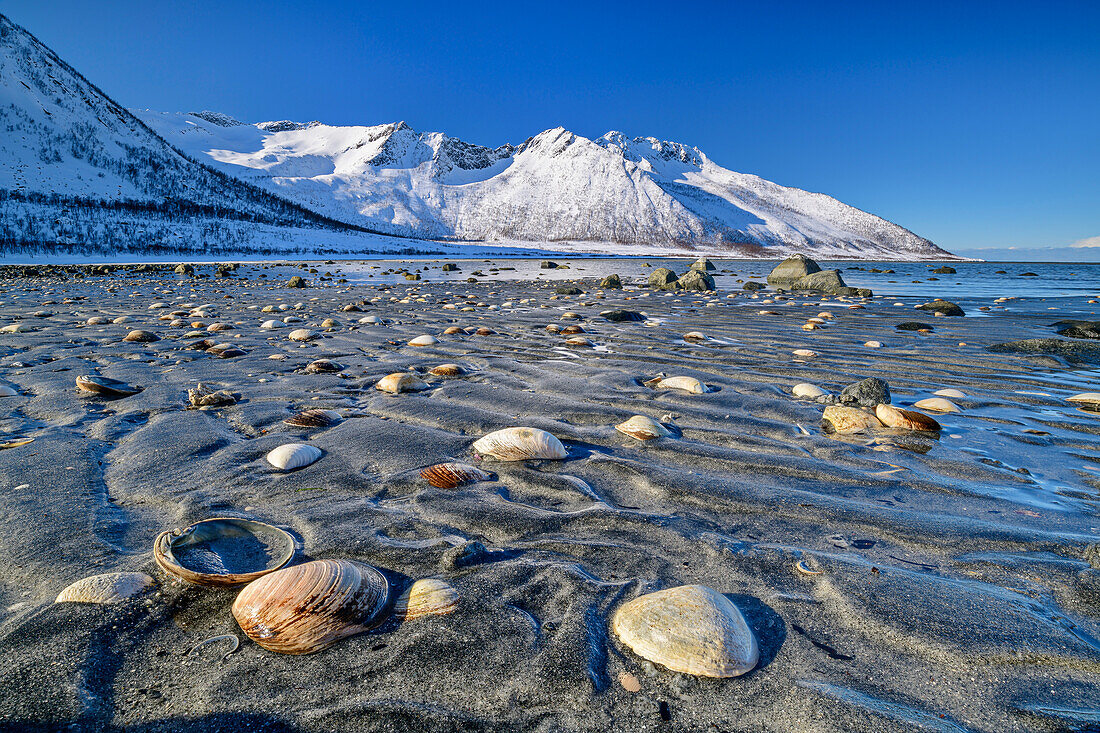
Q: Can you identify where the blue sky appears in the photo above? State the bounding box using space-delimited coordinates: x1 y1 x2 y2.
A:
8 0 1098 255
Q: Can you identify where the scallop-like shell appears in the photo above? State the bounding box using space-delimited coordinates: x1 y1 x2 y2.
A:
154 517 296 587
616 415 671 440
408 334 438 346
933 388 967 399
913 397 961 413
611 585 759 678
266 443 323 471
655 376 706 394
56 572 153 604
231 559 390 655
394 579 459 621
472 427 568 461
75 375 142 398
376 373 430 394
284 409 342 428
303 359 342 374
1066 393 1100 407
420 462 491 488
822 405 884 434
288 328 317 342
792 383 827 399
123 330 159 342
429 363 467 377
875 403 941 431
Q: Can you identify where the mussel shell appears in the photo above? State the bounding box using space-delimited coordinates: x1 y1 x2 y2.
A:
232 559 390 654
472 427 567 461
56 572 154 604
420 462 492 488
75 375 142 398
154 517 295 587
283 409 342 428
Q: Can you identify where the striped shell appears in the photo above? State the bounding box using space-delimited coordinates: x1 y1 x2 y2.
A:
420 462 491 489
615 415 671 441
875 403 941 431
913 397 961 413
429 363 466 377
154 517 295 587
472 427 568 461
394 579 459 621
655 376 706 394
266 443 323 471
611 585 759 678
232 559 390 655
376 373 430 394
822 405 884 434
792 383 827 399
288 329 317 342
408 334 438 346
284 409 342 428
55 572 154 604
123 330 159 342
75 375 142 398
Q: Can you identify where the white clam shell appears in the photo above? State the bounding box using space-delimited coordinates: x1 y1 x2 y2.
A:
266 443 323 471
1066 392 1100 407
611 585 759 678
288 328 317 342
56 572 153 604
864 340 883 348
394 579 459 621
260 319 284 329
913 397 961 413
655 376 706 394
408 334 439 346
472 427 567 461
792 383 827 399
376 373 430 394
822 405 883 434
792 349 818 357
933 388 967 399
615 415 671 440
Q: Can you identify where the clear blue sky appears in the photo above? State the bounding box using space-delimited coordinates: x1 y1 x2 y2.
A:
8 0 1098 254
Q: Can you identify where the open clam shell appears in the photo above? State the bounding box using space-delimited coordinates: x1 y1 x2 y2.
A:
154 517 295 587
394 579 459 621
472 427 567 461
615 415 671 441
420 462 492 489
56 572 154 604
232 559 390 654
284 409 342 428
875 403 941 431
611 585 759 678
76 375 142 398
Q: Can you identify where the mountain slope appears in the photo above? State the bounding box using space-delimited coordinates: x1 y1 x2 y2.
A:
139 112 955 258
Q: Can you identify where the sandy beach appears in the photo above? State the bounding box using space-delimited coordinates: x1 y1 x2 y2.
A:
0 258 1098 732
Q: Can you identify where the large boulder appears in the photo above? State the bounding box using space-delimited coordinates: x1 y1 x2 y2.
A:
691 257 716 272
1052 320 1100 340
917 299 965 317
540 261 559 269
599 274 623 289
648 268 679 290
767 255 821 288
286 275 308 288
840 377 890 407
441 263 459 272
677 270 716 291
791 269 847 294
174 263 194 276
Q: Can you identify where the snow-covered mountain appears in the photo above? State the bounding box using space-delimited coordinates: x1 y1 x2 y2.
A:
138 112 955 258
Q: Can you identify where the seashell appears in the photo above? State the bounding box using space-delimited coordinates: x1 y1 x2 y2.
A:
0 385 17 397
683 331 707 341
616 415 671 440
545 324 562 333
875 403 941 431
283 316 303 324
1067 393 1100 408
0 436 34 449
801 323 819 331
429 363 466 377
86 316 109 325
154 517 295 587
933 388 967 398
188 383 236 409
112 316 130 324
376 373 430 394
303 359 342 374
232 559 390 654
284 409 342 428
185 338 215 350
822 405 884 434
913 397 961 413
795 559 823 576
394 579 459 621
472 427 568 461
260 319 284 329
56 572 153 604
474 327 495 336
561 324 586 335
792 383 827 399
321 319 339 329
408 334 438 346
207 343 246 358
266 443 323 471
288 328 317 342
792 349 818 357
76 375 142 398
443 326 465 335
207 322 234 332
864 340 883 348
566 336 593 347
123 330 159 343
654 376 706 394
611 585 759 678
561 312 581 320
420 462 492 488
358 315 383 325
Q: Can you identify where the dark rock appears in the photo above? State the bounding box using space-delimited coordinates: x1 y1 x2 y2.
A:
600 309 645 322
1019 272 1038 277
174 264 194 276
988 338 1100 364
599 274 623 289
405 273 420 281
931 266 957 274
917 299 965 316
840 377 891 407
691 257 716 272
896 321 934 331
766 254 821 288
677 269 715 291
743 281 765 291
1052 320 1100 340
540 261 559 269
836 286 874 297
648 268 679 290
441 263 459 272
286 275 308 288
555 286 582 295
791 269 847 294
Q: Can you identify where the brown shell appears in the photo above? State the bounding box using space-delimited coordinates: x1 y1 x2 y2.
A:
420 462 492 488
232 559 390 654
561 325 586 335
75 375 143 398
474 327 495 336
154 517 295 587
443 326 465 335
303 359 343 374
428 363 467 377
207 343 246 358
122 330 159 342
185 338 216 351
283 409 342 428
874 403 941 432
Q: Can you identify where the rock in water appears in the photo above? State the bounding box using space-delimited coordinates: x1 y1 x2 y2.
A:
600 309 644 322
691 257 716 272
766 254 821 289
931 265 957 274
743 281 765 291
677 270 715 291
611 585 759 678
648 268 679 291
791 269 847 294
840 377 890 407
540 261 559 269
917 299 965 316
441 263 458 271
1053 320 1100 340
555 286 582 295
988 339 1100 364
822 405 884 434
896 321 934 332
286 275 307 288
599 274 623 289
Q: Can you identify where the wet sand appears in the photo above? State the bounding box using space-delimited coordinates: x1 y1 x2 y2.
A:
0 261 1098 732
